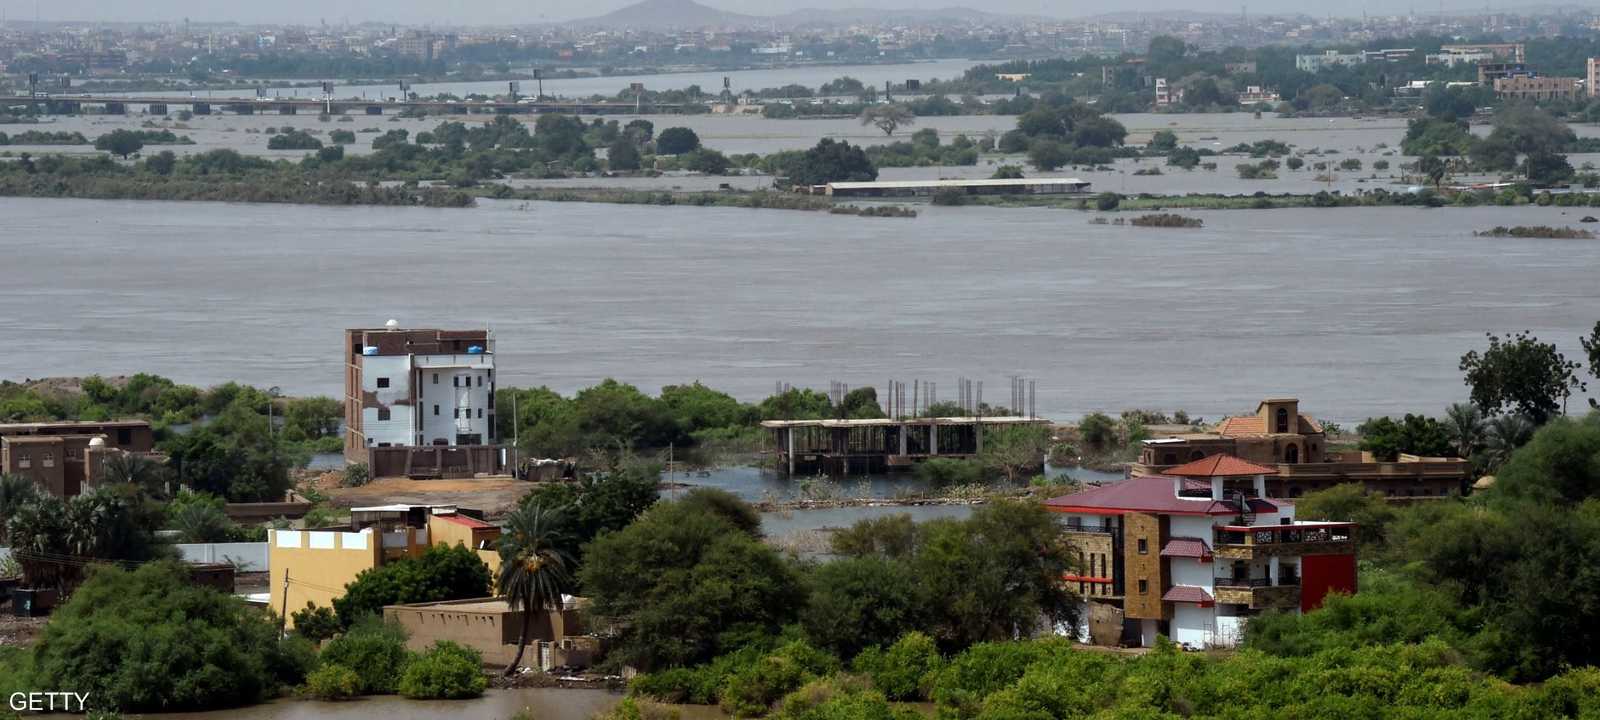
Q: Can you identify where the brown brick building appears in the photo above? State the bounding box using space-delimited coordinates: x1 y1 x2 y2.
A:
0 420 155 497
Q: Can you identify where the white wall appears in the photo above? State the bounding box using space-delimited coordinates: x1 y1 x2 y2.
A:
1170 557 1215 592
361 354 415 447
417 359 494 446
1171 604 1214 649
174 542 269 572
1168 515 1216 541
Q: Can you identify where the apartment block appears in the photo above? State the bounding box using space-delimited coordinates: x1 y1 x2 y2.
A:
343 322 503 477
1588 58 1598 98
0 420 156 497
1494 75 1582 102
1048 455 1358 649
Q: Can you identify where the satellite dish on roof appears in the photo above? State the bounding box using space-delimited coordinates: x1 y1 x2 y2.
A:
385 319 399 330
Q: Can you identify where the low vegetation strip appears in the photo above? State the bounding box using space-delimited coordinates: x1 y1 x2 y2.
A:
1474 225 1595 239
1129 213 1203 228
500 186 839 213
0 173 474 207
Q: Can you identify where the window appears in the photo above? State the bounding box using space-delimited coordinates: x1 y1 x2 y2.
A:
453 409 459 419
477 408 483 419
1285 444 1299 463
433 404 440 416
432 373 439 384
376 377 390 388
477 375 483 387
117 428 132 445
378 408 391 421
41 452 53 468
1276 407 1289 433
1137 538 1148 554
17 452 29 469
1162 452 1178 465
1138 579 1149 595
453 376 459 387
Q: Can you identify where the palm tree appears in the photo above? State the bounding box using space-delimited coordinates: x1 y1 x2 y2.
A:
1482 414 1534 472
1443 403 1486 459
496 503 574 676
0 473 40 542
101 453 167 499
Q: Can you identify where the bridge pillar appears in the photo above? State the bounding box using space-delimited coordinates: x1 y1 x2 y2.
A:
229 103 254 115
365 105 383 115
449 105 468 115
147 103 168 115
191 103 211 115
103 102 126 115
279 105 297 115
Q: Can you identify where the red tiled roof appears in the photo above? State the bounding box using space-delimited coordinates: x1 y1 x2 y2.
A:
1045 476 1241 516
433 513 495 529
1160 537 1213 560
1163 454 1279 478
1162 585 1216 604
1216 414 1323 436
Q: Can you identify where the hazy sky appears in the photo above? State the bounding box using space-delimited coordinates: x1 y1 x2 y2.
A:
0 0 1510 25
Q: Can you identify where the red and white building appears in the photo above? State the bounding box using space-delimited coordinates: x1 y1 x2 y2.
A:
1046 454 1358 649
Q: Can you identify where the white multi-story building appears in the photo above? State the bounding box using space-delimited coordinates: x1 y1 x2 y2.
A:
1295 50 1364 73
344 322 499 476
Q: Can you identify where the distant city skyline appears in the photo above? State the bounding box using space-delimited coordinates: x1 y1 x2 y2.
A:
0 0 1580 26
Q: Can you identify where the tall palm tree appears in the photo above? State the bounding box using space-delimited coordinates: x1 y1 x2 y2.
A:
1443 403 1486 460
0 473 40 542
1482 414 1535 472
496 503 574 676
101 453 168 499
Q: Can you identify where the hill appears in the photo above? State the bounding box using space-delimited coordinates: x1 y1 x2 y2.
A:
569 0 761 29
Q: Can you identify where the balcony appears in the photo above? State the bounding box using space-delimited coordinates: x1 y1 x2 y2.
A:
1213 522 1356 560
1062 523 1116 535
1213 576 1300 610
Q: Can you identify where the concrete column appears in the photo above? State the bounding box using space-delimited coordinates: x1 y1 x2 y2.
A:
929 423 938 455
1269 556 1281 586
1210 477 1223 500
1253 474 1267 498
974 420 983 454
1172 476 1184 497
786 427 795 475
898 425 908 456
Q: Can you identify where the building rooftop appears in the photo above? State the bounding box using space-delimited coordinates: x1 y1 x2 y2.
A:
1162 454 1279 478
1160 537 1213 560
1214 414 1323 436
825 178 1090 191
0 419 148 432
432 513 496 529
1045 475 1281 516
1162 586 1215 605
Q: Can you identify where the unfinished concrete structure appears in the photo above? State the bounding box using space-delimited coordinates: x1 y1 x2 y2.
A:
763 416 1050 475
343 323 503 478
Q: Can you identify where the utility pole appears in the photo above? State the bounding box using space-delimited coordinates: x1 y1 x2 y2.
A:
278 568 290 638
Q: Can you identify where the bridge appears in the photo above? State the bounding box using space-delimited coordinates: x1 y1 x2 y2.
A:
0 94 686 116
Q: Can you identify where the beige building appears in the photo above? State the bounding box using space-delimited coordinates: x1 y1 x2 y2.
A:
1130 398 1470 499
268 505 500 628
384 596 599 669
1493 75 1581 102
1588 58 1599 98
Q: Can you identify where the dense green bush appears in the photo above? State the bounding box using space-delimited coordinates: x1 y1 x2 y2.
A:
304 663 361 700
397 641 487 700
290 602 342 643
770 675 903 720
333 543 491 628
913 457 986 486
850 632 943 701
26 562 312 712
318 617 411 695
719 641 840 717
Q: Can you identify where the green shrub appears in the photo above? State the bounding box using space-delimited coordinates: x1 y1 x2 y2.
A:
930 187 966 206
291 602 341 642
596 697 684 720
305 663 361 700
319 617 411 695
333 543 490 627
1095 192 1120 211
397 641 487 700
914 458 986 486
771 675 901 720
719 641 840 717
341 462 370 488
852 632 942 701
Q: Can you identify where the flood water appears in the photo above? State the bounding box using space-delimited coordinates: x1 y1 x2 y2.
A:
141 687 629 720
3 196 1597 424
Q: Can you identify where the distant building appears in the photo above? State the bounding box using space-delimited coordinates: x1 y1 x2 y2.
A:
1426 49 1494 67
1224 62 1257 75
384 596 601 670
1046 455 1358 649
1494 75 1581 102
1237 86 1280 105
1588 58 1599 98
268 504 500 628
1154 77 1183 106
1361 48 1414 63
343 324 503 478
1295 50 1363 73
396 32 434 62
1441 42 1525 64
0 420 155 498
1477 62 1530 85
1129 398 1472 499
995 73 1031 82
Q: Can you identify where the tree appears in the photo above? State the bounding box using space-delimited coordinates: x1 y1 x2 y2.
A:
1523 150 1574 185
333 544 492 628
1417 153 1448 189
624 119 655 143
1077 412 1117 451
94 129 144 159
683 148 731 175
978 425 1049 483
990 165 1024 179
1148 130 1178 152
1485 413 1600 507
1356 414 1453 461
1026 139 1068 171
579 490 804 670
1584 321 1600 393
0 473 40 543
399 641 488 699
785 138 877 186
166 490 239 543
27 561 313 712
145 150 176 176
608 139 642 171
1443 402 1486 460
1460 331 1585 425
1298 84 1344 111
860 105 915 136
655 127 701 155
1482 414 1535 471
830 514 921 560
801 557 926 659
496 502 574 675
282 397 341 440
1147 35 1187 65
1295 484 1396 556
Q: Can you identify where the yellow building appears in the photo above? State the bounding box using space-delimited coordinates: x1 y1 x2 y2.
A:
268 505 502 628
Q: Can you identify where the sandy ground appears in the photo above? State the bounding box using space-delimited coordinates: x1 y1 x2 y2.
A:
319 475 534 517
0 615 48 648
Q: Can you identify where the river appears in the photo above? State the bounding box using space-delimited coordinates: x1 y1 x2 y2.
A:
141 687 633 720
2 197 1596 424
